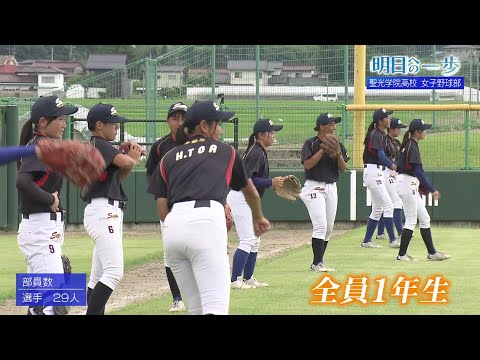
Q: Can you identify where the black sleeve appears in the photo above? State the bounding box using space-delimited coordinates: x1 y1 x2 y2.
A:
157 158 168 199
18 154 47 174
244 147 262 177
301 140 313 164
229 150 249 191
97 140 121 166
145 140 160 176
16 172 55 206
340 142 350 162
146 162 163 199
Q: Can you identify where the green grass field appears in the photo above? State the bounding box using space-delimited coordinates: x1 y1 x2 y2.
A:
109 226 480 315
1 226 478 314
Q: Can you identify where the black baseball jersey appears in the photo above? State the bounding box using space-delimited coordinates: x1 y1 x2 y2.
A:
301 136 349 183
243 142 269 198
80 136 126 202
157 135 249 208
363 128 386 164
17 133 64 214
397 139 422 176
145 134 176 176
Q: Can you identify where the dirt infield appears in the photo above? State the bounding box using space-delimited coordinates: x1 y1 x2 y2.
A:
0 225 348 315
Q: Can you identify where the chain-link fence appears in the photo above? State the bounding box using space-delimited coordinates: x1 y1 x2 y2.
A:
3 45 479 170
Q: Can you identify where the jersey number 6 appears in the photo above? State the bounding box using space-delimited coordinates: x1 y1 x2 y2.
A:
108 225 114 234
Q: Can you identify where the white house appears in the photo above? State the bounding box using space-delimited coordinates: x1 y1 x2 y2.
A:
15 65 66 96
157 66 185 88
227 60 283 86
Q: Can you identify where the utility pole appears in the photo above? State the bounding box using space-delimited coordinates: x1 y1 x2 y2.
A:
51 47 54 61
69 45 75 61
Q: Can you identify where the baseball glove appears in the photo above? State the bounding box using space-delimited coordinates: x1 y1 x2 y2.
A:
320 134 341 158
36 139 105 188
61 254 71 274
274 175 301 201
225 203 233 232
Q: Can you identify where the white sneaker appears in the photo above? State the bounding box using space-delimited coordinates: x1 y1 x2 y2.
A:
375 234 389 240
321 263 336 272
244 277 269 288
396 254 418 262
231 276 255 289
310 263 335 272
361 241 383 248
169 300 186 312
427 252 451 261
389 239 401 248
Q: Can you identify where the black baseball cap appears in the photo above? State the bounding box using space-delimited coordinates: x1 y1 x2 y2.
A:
167 102 188 117
314 113 341 131
30 96 78 124
389 118 407 129
373 108 394 122
184 100 235 127
409 118 432 132
253 119 283 135
87 103 127 124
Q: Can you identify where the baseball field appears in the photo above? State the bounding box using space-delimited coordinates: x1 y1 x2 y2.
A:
1 225 478 315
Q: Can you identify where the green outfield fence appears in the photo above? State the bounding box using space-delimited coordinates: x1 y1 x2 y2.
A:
2 45 480 170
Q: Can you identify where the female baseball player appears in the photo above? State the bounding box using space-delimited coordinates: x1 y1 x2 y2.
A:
300 113 349 272
227 118 284 289
81 103 143 315
16 95 78 315
361 108 400 249
157 100 270 315
375 118 407 240
146 102 188 312
396 118 450 261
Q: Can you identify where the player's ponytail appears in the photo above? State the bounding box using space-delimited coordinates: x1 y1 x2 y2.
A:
243 133 256 157
175 124 189 145
400 130 411 150
363 121 377 145
18 119 35 170
19 119 34 147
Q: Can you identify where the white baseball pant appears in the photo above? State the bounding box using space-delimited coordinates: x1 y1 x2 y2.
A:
17 211 65 315
383 167 402 209
226 190 260 253
83 198 124 291
363 164 393 220
163 200 230 315
299 180 338 241
159 220 170 267
396 174 431 231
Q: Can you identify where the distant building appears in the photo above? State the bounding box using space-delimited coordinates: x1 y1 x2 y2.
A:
0 59 66 97
85 54 128 98
86 54 128 75
188 68 230 85
0 55 88 97
227 60 283 86
18 59 85 81
157 65 185 88
269 65 322 85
